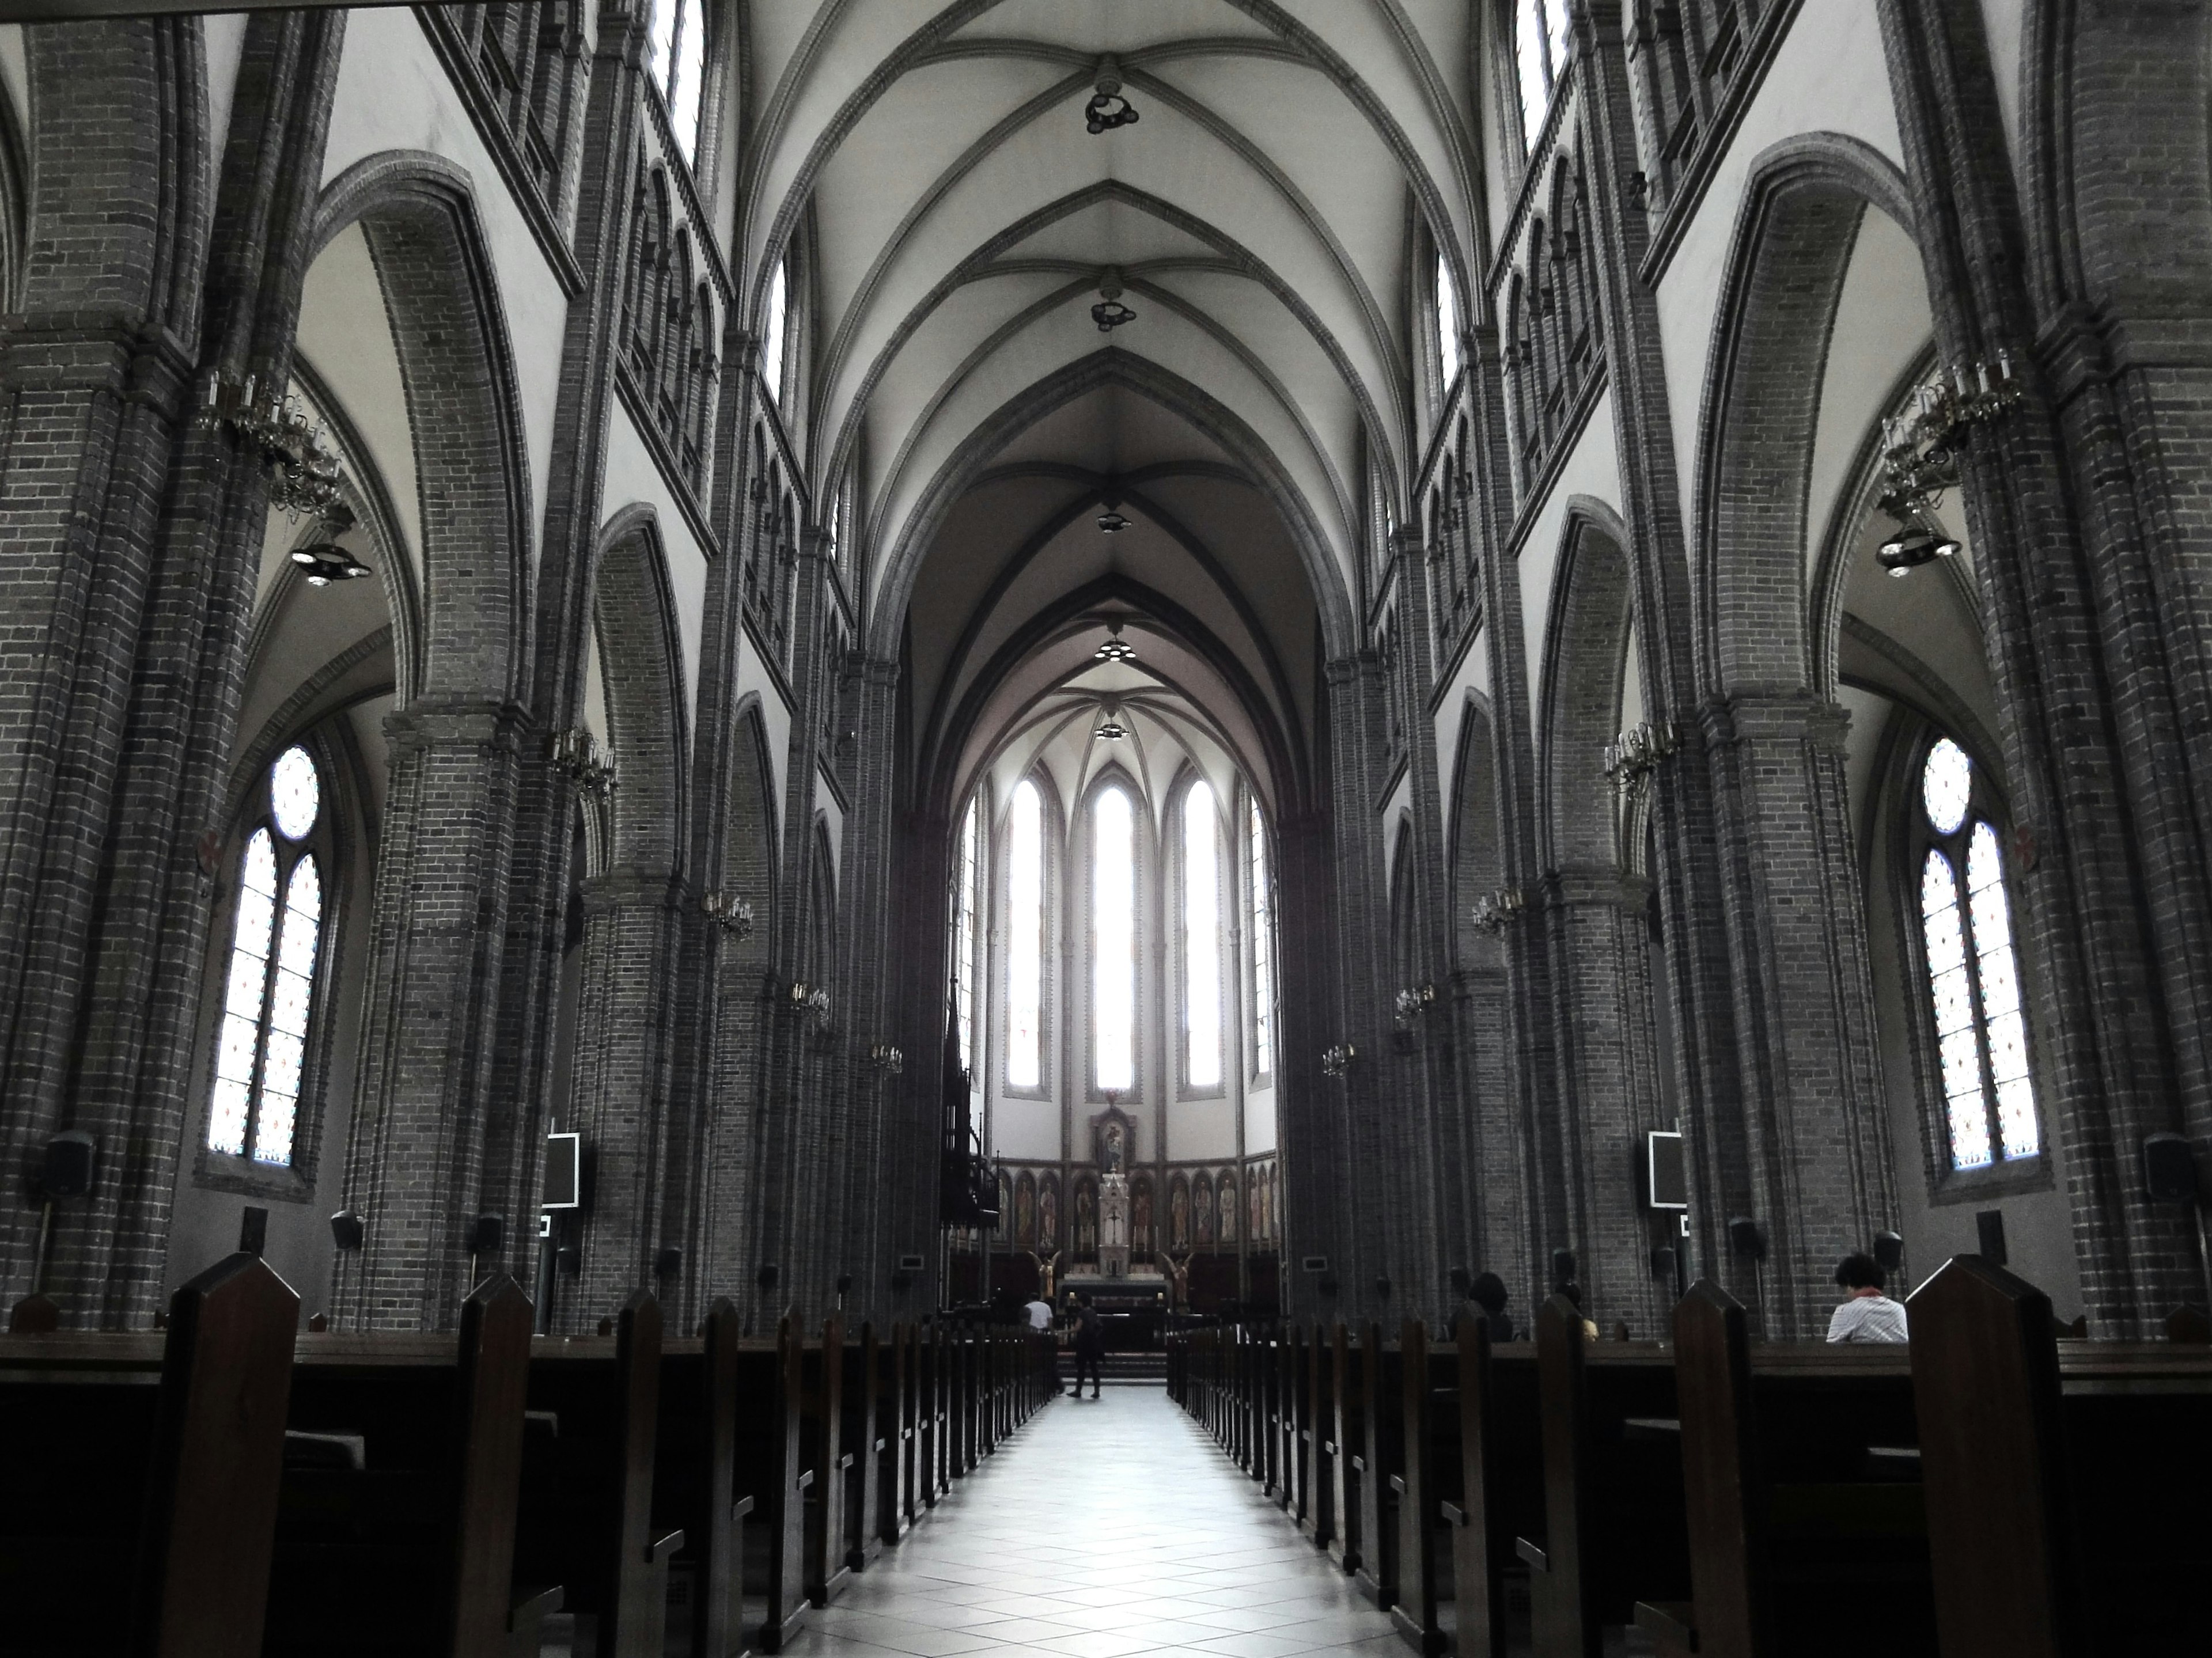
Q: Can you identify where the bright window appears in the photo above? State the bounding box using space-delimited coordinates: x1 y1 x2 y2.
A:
1249 799 1275 1076
1435 249 1462 391
1007 780 1044 1088
649 0 708 163
955 795 979 1076
1093 788 1136 1090
1918 737 2039 1169
1184 783 1222 1088
209 745 325 1167
1514 0 1571 150
761 259 789 406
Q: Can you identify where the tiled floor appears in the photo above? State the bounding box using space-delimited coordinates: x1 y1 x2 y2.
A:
781 1386 1407 1658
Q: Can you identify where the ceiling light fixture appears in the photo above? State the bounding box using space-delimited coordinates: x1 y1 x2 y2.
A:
1877 510 1962 578
1094 706 1129 742
1092 267 1136 333
1096 510 1129 534
1085 58 1139 133
1094 619 1137 663
289 542 374 587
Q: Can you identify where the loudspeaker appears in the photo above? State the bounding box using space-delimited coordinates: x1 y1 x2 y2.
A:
1449 1266 1472 1298
1873 1229 1904 1272
239 1206 269 1255
1551 1249 1577 1292
1975 1209 2008 1266
755 1261 780 1291
1649 1246 1678 1280
1728 1216 1767 1261
468 1213 505 1257
2143 1132 2199 1204
41 1132 94 1199
329 1209 365 1251
1373 1276 1392 1301
835 1272 854 1295
654 1246 683 1280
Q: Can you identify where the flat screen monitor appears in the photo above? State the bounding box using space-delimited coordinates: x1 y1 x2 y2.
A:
543 1132 582 1211
1646 1130 1688 1210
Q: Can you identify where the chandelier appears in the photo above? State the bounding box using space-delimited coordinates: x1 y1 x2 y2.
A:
289 541 373 587
1094 705 1129 741
1471 887 1524 935
1085 59 1139 133
552 727 617 798
1603 721 1678 799
1094 620 1137 663
1873 355 2022 574
1096 510 1130 533
702 891 755 938
200 373 349 519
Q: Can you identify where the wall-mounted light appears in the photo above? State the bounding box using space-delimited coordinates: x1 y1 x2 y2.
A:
1320 1043 1357 1077
289 541 374 587
1603 721 1679 800
1393 984 1437 1025
789 981 832 1028
868 1043 904 1075
1085 58 1139 133
703 891 755 938
1472 887 1524 935
552 728 617 798
1874 355 2023 571
1094 619 1137 662
199 373 349 519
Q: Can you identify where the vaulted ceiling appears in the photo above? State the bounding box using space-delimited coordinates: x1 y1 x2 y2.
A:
737 1 1490 814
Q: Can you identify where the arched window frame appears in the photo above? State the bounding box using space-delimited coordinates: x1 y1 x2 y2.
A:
1247 792 1277 1083
1511 0 1573 155
1900 730 2050 1191
760 256 790 409
1433 242 1463 406
646 0 713 167
197 737 344 1194
1175 773 1228 1098
952 790 983 1082
1082 772 1149 1102
1000 773 1056 1098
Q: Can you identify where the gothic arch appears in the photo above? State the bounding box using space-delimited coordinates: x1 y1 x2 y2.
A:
313 151 535 704
1691 132 1916 696
1538 501 1637 873
592 506 691 879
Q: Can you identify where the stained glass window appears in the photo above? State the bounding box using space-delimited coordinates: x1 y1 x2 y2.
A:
1094 788 1136 1090
1436 249 1462 392
649 0 709 163
762 259 789 406
1250 799 1275 1077
1916 736 2039 1170
1184 782 1221 1089
1007 780 1044 1088
954 795 978 1076
208 745 326 1167
1514 0 1572 150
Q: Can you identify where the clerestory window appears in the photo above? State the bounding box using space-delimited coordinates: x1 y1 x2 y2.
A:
1249 798 1276 1079
761 259 790 407
1916 736 2040 1171
647 0 709 163
1183 781 1222 1090
1007 779 1045 1088
1514 0 1572 151
208 746 327 1167
1435 248 1462 393
954 794 980 1077
1093 786 1137 1091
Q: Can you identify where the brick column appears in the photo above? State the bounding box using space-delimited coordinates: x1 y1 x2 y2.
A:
338 700 525 1330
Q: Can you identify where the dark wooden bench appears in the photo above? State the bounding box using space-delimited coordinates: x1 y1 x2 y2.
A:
654 1297 756 1658
264 1273 554 1658
514 1289 683 1658
800 1315 849 1607
732 1317 806 1653
876 1319 911 1546
1639 1280 1933 1658
1522 1295 1691 1657
1910 1254 2212 1657
842 1321 883 1574
1303 1318 1335 1548
1394 1318 1458 1654
1449 1311 1547 1658
0 1250 296 1657
1329 1320 1364 1574
1355 1319 1402 1608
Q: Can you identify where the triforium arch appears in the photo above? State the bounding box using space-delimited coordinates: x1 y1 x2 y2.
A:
1686 132 1912 1337
321 150 540 1331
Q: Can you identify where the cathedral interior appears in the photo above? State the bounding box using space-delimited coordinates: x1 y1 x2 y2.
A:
2 0 2210 1653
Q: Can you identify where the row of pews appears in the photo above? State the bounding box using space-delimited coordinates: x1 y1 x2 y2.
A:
0 1251 1044 1658
1168 1255 2212 1657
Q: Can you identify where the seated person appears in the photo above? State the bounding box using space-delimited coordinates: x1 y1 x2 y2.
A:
1827 1252 1909 1343
1467 1270 1516 1342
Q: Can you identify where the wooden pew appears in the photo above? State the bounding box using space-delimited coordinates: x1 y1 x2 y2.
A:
1329 1321 1364 1574
1279 1325 1305 1520
1394 1318 1457 1655
1356 1319 1402 1609
1910 1254 2212 1657
264 1273 554 1658
514 1289 684 1658
1640 1281 1933 1658
654 1297 753 1658
801 1316 849 1607
877 1320 911 1545
1448 1310 1548 1658
842 1321 882 1574
732 1316 806 1653
1521 1294 1690 1657
0 1250 296 1657
1303 1319 1335 1547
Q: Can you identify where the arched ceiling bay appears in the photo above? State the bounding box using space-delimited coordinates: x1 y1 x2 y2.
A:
737 0 1489 814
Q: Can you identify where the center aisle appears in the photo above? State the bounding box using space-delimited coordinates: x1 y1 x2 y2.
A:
784 1385 1406 1658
